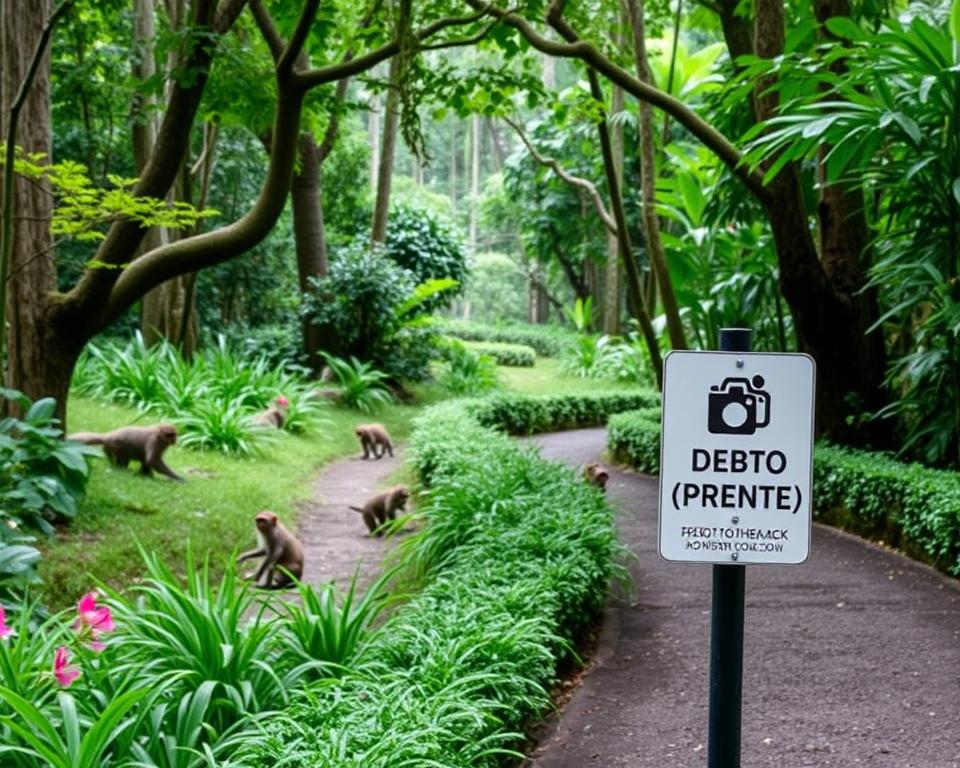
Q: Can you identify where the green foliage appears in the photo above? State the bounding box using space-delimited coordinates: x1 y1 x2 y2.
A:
458 251 529 325
739 15 960 463
0 390 97 605
73 334 326 455
320 354 395 413
0 390 97 535
304 244 444 381
607 408 663 473
438 341 500 395
232 393 624 767
468 391 660 437
0 145 215 245
609 409 960 575
459 340 536 367
0 550 386 766
384 203 468 311
435 319 573 357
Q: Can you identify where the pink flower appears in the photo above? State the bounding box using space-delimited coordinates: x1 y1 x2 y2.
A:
0 604 12 639
53 646 80 688
75 592 115 635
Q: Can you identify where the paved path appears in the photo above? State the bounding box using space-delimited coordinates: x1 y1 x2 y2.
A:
296 445 407 590
524 428 960 768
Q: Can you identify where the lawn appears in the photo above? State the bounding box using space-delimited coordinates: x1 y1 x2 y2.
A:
39 363 623 608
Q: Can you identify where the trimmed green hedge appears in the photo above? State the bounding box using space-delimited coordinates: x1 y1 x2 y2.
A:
608 408 960 576
471 391 659 436
234 392 643 767
608 407 661 472
436 320 571 357
461 339 537 367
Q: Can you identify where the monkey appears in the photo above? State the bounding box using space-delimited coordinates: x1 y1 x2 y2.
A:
583 461 610 493
237 510 305 589
253 395 289 429
319 365 335 383
354 423 394 459
70 424 184 481
349 484 410 535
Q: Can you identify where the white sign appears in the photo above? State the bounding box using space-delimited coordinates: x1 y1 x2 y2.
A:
658 351 816 564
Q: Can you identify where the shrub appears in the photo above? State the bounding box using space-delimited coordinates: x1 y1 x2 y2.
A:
435 319 572 357
321 353 395 412
608 407 662 473
459 340 536 367
438 341 499 395
384 203 468 312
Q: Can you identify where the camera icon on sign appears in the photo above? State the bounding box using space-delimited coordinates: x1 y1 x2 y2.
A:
707 375 770 435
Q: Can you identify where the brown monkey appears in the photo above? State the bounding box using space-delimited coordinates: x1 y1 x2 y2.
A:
253 395 289 429
237 511 305 589
349 484 410 535
354 423 394 459
70 424 184 481
584 462 610 492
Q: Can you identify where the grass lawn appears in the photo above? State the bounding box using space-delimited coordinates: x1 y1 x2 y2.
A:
38 361 628 608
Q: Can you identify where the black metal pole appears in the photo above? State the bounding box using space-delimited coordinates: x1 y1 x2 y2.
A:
707 328 750 768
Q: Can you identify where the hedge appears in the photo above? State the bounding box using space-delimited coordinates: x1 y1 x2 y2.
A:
608 408 960 576
460 339 537 367
436 320 571 357
234 391 644 767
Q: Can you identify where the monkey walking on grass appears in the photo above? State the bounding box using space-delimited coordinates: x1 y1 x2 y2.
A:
70 424 184 481
350 485 410 536
237 511 305 589
354 423 393 459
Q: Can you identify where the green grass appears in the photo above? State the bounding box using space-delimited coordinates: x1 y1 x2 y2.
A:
498 358 630 395
38 389 444 608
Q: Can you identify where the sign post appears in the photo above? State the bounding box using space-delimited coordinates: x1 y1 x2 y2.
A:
657 328 816 768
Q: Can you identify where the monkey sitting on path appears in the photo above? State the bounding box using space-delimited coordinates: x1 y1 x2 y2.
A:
237 511 305 589
253 395 289 429
354 423 393 459
583 461 610 493
350 485 409 536
70 424 184 481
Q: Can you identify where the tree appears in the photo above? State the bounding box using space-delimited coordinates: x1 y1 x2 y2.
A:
466 0 886 441
2 0 496 424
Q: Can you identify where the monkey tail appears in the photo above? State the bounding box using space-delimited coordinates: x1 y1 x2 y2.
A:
348 506 365 513
69 432 105 445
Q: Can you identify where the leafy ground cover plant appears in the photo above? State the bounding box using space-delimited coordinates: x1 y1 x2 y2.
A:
609 407 960 576
230 392 640 767
438 340 500 395
0 389 97 605
72 334 326 454
0 550 389 767
321 353 395 412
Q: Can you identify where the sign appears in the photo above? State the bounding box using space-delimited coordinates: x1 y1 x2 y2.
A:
658 350 816 564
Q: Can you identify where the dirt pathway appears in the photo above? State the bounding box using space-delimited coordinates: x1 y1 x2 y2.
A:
524 428 960 768
296 445 407 591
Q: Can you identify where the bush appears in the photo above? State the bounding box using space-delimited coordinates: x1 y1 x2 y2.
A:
321 353 395 412
384 203 468 312
459 340 536 367
608 407 662 473
438 341 499 395
435 319 572 357
608 407 960 576
303 244 445 381
469 391 660 436
230 391 641 766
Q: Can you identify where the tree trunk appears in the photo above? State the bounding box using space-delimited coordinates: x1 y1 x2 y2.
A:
371 55 401 244
625 0 687 351
368 87 380 193
469 113 480 254
1 0 63 406
603 59 625 336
